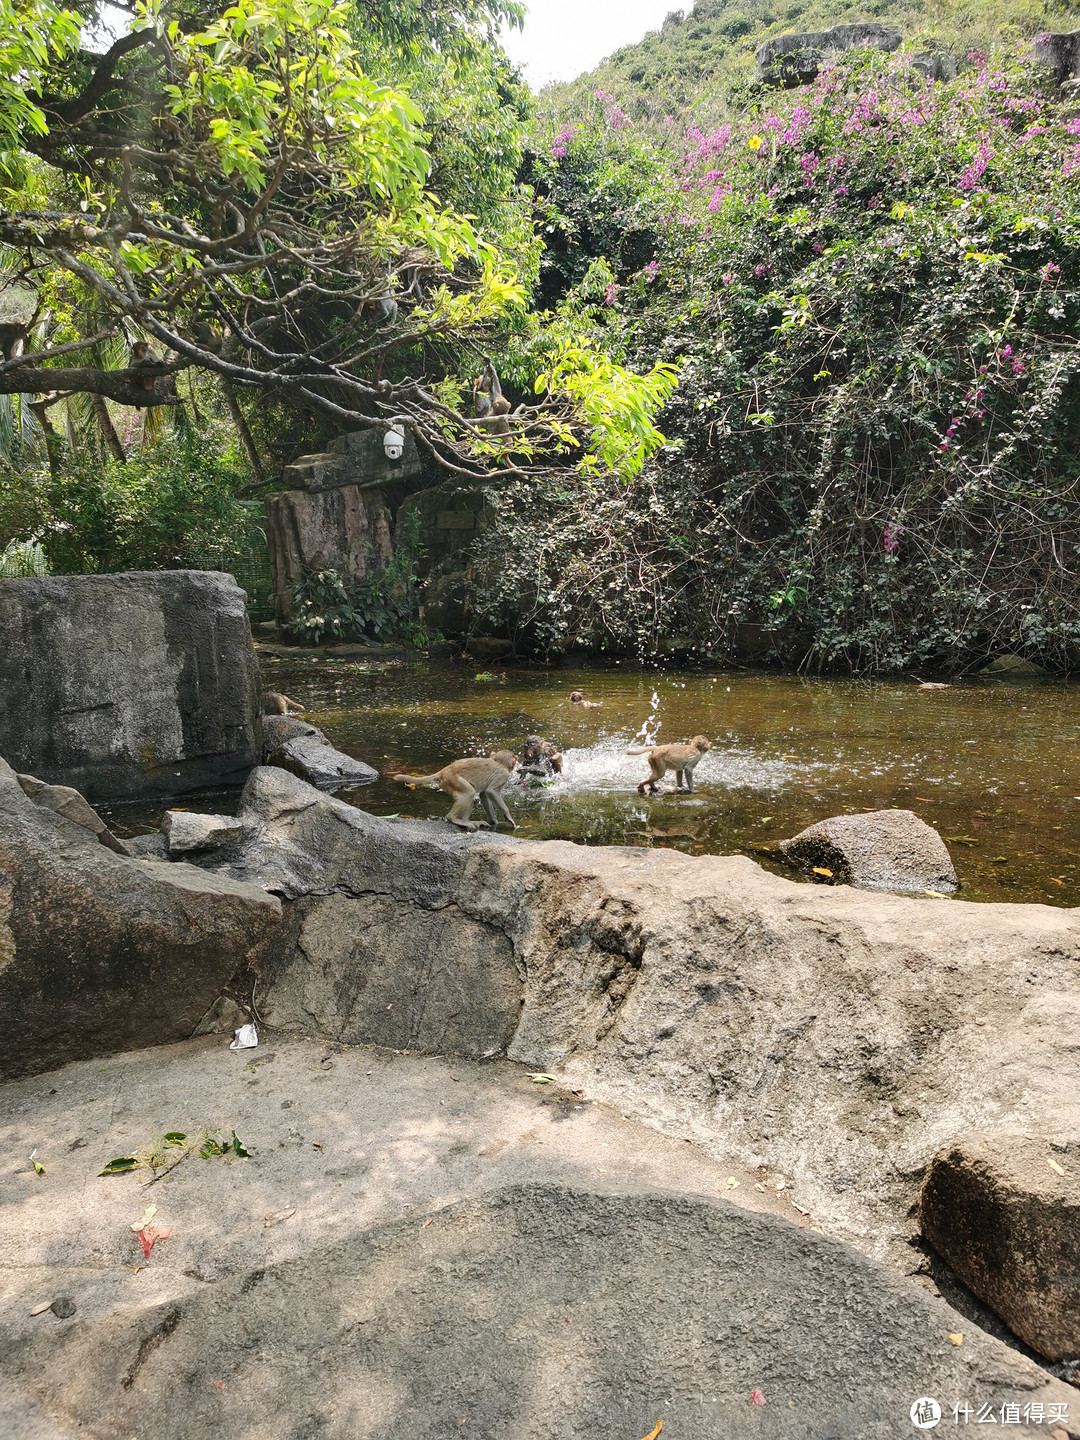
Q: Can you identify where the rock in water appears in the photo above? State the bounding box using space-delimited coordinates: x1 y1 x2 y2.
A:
779 809 958 893
162 810 247 856
980 653 1049 677
262 714 377 788
920 1134 1080 1361
0 755 281 1081
0 571 262 802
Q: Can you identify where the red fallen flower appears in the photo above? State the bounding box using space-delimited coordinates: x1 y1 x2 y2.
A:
751 1389 767 1406
137 1226 173 1259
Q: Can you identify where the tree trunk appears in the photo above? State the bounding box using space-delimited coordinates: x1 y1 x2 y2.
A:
29 399 62 479
89 392 126 463
221 378 266 486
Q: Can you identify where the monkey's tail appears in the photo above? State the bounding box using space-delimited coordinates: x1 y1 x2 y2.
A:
392 771 443 786
624 747 651 756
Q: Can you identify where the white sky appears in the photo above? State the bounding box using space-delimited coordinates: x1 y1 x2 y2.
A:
500 0 677 88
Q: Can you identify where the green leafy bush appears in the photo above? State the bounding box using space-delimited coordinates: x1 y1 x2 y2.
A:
475 47 1080 672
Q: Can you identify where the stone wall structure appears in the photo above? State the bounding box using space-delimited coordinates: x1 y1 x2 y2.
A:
265 427 485 630
0 570 262 801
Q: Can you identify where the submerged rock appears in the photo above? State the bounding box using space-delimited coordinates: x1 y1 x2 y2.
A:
980 653 1049 677
0 755 281 1081
920 1134 1080 1361
262 714 378 788
778 808 958 893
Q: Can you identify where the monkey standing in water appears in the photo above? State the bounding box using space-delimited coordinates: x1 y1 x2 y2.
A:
261 691 305 715
521 735 563 778
627 735 712 795
391 751 519 830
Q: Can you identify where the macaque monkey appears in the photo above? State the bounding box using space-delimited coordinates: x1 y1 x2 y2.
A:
192 320 223 354
521 735 563 777
627 735 712 795
366 294 398 327
0 321 28 360
570 690 603 709
391 750 519 830
472 363 512 435
129 340 159 391
261 691 305 716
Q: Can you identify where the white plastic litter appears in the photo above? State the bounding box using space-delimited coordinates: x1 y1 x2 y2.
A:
229 1023 258 1051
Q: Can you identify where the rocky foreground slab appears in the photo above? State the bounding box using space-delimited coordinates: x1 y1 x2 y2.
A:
1 1037 1076 1440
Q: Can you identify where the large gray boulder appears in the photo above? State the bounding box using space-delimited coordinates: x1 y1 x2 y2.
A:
5 1179 1075 1440
920 1134 1080 1361
1033 30 1080 83
261 713 378 788
778 808 958 893
221 767 1080 1264
0 571 262 802
0 756 281 1080
756 22 902 85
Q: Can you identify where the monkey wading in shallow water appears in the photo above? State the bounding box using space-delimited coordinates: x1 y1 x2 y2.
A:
391 751 519 830
627 735 712 795
521 735 563 778
261 691 305 716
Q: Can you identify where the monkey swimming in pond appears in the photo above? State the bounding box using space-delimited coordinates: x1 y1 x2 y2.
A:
627 735 712 795
391 750 519 831
569 690 603 709
261 691 305 716
520 735 563 778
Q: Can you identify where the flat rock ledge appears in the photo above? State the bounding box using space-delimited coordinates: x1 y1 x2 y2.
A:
202 766 1080 1280
2 1039 1077 1440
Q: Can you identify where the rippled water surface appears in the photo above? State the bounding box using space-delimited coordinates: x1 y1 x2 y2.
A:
256 657 1080 908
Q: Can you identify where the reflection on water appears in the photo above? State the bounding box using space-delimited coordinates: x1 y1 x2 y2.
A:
231 657 1080 906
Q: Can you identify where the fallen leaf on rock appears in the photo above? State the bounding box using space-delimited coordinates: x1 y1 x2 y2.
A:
923 890 949 899
32 1159 45 1175
792 1202 810 1216
947 1332 963 1346
1048 1157 1066 1176
990 856 1009 863
811 867 833 879
137 1226 172 1259
754 1183 766 1192
263 1208 295 1228
640 1423 663 1440
312 1141 322 1150
1051 878 1066 886
725 1177 740 1189
421 1218 434 1229
127 1265 145 1275
130 1204 158 1232
100 1155 138 1176
213 1381 225 1391
29 1301 52 1317
526 1073 559 1085
751 1389 766 1406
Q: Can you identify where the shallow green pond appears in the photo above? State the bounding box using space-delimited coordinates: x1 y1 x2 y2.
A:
254 657 1080 908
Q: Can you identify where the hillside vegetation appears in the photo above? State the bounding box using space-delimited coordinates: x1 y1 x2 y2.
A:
469 26 1080 673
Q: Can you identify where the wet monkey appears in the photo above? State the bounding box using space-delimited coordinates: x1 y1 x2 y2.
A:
627 735 712 795
521 735 563 777
391 750 520 830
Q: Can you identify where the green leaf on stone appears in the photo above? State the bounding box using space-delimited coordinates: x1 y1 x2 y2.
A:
99 1156 138 1175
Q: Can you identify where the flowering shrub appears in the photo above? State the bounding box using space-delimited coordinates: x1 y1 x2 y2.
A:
476 47 1080 671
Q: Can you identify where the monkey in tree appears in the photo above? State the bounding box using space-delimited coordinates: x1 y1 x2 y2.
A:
626 735 713 795
472 362 512 435
391 750 519 830
0 321 28 360
129 340 159 392
191 320 223 354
